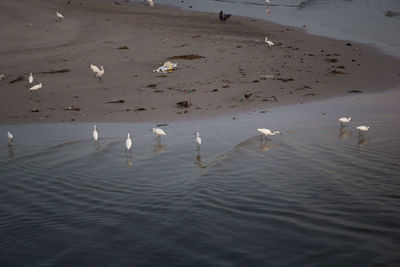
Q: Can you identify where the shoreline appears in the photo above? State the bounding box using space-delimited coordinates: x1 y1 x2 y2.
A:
0 0 399 124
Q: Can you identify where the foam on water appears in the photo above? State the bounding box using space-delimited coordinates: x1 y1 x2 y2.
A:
1 89 400 265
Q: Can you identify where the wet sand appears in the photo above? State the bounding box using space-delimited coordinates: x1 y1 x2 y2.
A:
0 0 399 124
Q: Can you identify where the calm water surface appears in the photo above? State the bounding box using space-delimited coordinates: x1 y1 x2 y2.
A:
1 90 400 266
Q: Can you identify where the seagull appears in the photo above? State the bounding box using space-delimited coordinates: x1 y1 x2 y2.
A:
339 117 351 126
7 131 13 146
266 0 270 4
96 66 104 82
257 128 280 141
28 73 33 84
152 128 166 145
126 133 132 152
93 125 99 144
356 125 369 135
195 132 201 151
265 36 274 47
29 83 42 96
90 64 100 76
56 11 64 22
146 0 154 7
219 10 231 22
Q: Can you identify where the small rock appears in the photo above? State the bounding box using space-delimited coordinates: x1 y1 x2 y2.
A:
262 96 278 102
31 109 39 112
136 107 146 111
385 10 400 17
345 42 352 46
176 100 191 108
106 99 125 103
211 89 218 92
348 90 363 93
65 106 80 111
302 93 316 97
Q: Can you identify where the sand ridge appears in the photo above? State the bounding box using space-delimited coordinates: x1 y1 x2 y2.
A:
0 0 399 123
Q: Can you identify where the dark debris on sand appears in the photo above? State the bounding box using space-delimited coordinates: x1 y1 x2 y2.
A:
168 54 205 60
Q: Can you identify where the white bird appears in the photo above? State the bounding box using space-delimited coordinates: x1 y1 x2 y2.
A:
96 66 104 82
195 132 202 151
257 128 280 141
266 0 270 4
7 131 13 146
339 117 351 126
90 64 100 75
93 125 99 143
146 0 154 7
265 37 274 47
28 73 33 84
56 11 64 22
126 133 132 152
29 83 42 95
152 128 166 144
356 125 370 133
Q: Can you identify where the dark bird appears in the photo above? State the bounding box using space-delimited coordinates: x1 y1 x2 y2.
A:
245 93 252 99
219 10 231 22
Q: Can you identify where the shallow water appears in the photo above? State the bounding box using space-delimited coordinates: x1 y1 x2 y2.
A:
140 0 400 57
1 90 400 265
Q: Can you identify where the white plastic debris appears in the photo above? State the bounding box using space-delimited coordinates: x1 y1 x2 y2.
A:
153 61 178 74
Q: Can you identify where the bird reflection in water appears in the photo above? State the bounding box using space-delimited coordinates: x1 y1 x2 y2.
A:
8 145 15 158
266 7 271 16
358 135 369 146
125 153 133 167
259 141 279 152
153 144 165 154
338 125 350 140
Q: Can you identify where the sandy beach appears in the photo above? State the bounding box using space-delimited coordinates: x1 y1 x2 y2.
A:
0 0 399 124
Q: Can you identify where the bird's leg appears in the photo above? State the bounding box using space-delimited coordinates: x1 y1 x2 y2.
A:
197 144 200 152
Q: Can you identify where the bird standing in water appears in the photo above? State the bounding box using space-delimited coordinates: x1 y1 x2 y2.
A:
339 117 351 126
93 125 99 146
257 128 280 141
195 132 201 152
152 128 166 145
356 125 369 136
126 133 132 153
7 131 13 146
